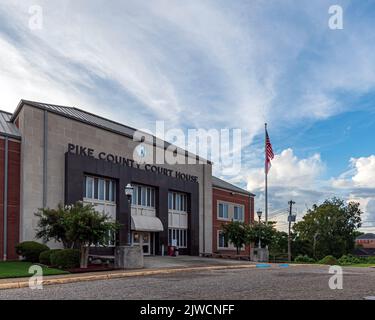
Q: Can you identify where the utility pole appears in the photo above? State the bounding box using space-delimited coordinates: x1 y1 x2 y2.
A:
288 200 296 262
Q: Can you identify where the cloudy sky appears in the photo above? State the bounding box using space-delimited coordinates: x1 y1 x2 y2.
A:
1 0 374 232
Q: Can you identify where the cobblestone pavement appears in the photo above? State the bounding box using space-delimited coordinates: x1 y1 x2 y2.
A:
0 265 374 300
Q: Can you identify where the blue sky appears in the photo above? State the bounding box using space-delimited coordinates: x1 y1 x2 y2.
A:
0 0 374 231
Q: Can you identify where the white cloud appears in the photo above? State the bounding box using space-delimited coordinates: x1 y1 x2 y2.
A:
1 0 375 142
331 155 375 231
1 0 375 232
351 156 375 188
332 155 375 189
247 148 324 190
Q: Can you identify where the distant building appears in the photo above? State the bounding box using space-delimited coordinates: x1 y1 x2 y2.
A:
355 233 375 249
212 176 255 256
353 233 375 257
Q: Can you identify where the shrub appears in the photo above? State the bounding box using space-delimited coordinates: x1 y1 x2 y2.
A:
366 256 375 264
50 249 80 269
319 255 338 265
294 255 315 263
338 254 361 266
39 249 62 266
15 241 49 263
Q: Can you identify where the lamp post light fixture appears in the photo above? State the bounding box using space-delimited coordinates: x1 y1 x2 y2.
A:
125 183 134 246
256 210 262 249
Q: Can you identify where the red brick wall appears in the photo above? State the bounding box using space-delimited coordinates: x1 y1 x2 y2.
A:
0 139 21 260
212 187 254 255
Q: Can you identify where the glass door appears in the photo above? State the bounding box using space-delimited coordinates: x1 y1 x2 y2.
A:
132 232 151 255
142 233 150 255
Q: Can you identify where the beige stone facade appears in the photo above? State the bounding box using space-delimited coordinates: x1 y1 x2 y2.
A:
15 103 213 254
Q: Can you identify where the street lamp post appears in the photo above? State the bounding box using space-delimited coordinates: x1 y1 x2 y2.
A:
125 183 134 246
257 210 262 249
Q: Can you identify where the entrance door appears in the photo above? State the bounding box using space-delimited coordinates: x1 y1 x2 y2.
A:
132 232 151 255
141 233 150 255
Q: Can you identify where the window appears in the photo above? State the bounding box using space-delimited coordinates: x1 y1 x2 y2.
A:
218 231 228 248
98 179 105 200
85 176 94 198
168 228 188 248
168 193 173 209
105 180 110 201
234 206 244 221
93 230 116 247
84 176 116 203
131 184 155 209
141 187 146 206
151 188 155 207
176 194 180 211
137 186 142 205
218 203 229 219
168 192 188 212
108 230 116 247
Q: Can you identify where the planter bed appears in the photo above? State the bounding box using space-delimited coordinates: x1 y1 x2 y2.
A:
66 264 116 273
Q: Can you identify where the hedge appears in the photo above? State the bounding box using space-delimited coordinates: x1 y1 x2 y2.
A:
39 249 62 266
50 249 80 269
319 255 338 265
15 241 50 263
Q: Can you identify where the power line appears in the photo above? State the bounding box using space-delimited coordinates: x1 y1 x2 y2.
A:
268 209 289 218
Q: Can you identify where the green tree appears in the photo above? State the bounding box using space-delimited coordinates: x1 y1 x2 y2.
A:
291 233 313 259
35 202 120 268
35 204 73 249
293 198 362 259
221 221 248 254
247 221 278 248
269 230 288 257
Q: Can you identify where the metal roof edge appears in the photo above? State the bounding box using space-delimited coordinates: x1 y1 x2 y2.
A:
0 133 22 141
11 100 212 164
213 185 256 197
212 176 255 197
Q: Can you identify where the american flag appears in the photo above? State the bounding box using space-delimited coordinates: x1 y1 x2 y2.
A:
265 129 274 174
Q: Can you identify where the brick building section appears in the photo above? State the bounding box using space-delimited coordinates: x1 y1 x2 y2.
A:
0 139 21 260
212 187 254 255
356 238 375 249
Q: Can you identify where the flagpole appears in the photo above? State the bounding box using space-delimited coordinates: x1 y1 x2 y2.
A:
265 123 268 223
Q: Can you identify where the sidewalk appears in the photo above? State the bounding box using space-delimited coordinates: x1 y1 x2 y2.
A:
0 256 259 290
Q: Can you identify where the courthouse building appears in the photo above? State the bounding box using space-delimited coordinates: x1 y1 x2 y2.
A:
0 100 254 260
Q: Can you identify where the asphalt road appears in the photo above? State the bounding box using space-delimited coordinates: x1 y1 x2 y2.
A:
0 265 374 300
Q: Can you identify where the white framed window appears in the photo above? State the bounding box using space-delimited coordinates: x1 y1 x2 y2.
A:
84 176 116 203
131 184 155 209
92 230 116 247
218 231 228 249
218 203 229 220
168 193 173 209
234 205 244 221
217 230 245 251
108 230 116 247
168 228 188 248
85 176 94 199
98 179 105 200
168 192 188 212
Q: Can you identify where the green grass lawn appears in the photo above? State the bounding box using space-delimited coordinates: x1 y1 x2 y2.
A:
0 262 68 279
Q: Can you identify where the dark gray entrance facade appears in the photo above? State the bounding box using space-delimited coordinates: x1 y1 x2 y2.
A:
64 152 200 256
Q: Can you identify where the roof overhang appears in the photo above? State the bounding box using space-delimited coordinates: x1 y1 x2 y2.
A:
131 215 164 232
11 99 212 165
